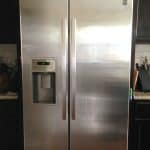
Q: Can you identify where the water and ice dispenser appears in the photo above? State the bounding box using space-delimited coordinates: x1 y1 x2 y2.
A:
32 58 56 104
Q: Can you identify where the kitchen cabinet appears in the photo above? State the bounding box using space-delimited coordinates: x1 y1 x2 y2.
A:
0 0 23 148
130 101 150 150
0 101 23 150
0 0 18 43
136 0 150 42
135 120 150 150
0 0 23 149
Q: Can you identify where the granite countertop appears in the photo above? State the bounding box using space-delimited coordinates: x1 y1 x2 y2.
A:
0 92 18 100
134 91 150 100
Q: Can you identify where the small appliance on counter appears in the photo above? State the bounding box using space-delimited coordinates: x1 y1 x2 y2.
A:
134 57 150 92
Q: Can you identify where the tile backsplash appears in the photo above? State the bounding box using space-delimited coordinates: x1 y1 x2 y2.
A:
135 44 150 64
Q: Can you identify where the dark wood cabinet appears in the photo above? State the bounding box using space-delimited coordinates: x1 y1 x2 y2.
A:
0 1 23 149
135 120 150 150
130 101 150 150
136 0 150 42
0 101 23 150
0 0 18 43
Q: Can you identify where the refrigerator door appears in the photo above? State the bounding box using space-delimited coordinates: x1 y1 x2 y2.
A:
70 0 133 150
20 0 68 150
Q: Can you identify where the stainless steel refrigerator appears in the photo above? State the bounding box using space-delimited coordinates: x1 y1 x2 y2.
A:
20 0 133 150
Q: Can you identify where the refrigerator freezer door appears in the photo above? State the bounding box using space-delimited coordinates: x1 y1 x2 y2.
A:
20 0 68 150
70 0 133 150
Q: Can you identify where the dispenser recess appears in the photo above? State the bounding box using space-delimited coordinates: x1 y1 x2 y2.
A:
32 58 56 104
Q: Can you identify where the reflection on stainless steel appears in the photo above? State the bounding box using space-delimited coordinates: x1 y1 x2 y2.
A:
20 0 68 149
77 25 131 62
123 0 128 5
70 0 132 150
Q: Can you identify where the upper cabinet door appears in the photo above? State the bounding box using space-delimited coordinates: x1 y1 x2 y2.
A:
136 0 150 43
0 0 18 43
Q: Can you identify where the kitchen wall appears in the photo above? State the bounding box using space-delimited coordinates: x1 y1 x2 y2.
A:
135 44 150 64
0 44 17 66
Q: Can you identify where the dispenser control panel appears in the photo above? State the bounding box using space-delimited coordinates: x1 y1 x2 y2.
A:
32 58 56 72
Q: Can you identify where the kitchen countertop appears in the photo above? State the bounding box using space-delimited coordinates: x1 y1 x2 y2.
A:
0 92 18 100
134 91 150 100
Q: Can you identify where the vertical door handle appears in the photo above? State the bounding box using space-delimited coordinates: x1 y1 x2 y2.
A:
62 95 67 120
72 95 76 120
62 18 68 120
70 18 76 120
